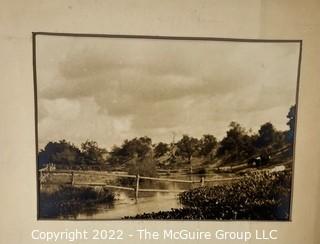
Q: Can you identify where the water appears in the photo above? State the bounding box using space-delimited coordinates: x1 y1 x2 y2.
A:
75 174 221 219
41 173 226 219
77 191 182 219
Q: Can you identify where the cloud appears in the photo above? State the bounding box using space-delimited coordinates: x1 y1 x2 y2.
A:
36 36 300 148
38 97 133 149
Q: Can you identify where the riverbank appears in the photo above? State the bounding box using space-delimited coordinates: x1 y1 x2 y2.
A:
39 186 115 219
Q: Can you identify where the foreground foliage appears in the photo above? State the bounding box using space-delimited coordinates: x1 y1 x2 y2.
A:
126 170 292 220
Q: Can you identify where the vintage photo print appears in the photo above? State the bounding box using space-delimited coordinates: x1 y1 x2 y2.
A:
34 33 301 220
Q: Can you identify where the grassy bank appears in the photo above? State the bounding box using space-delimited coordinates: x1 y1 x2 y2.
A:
125 170 292 220
39 186 115 219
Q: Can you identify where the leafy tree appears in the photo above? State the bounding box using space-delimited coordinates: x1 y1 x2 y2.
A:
286 105 296 143
127 153 158 177
176 135 200 163
273 131 287 149
139 136 152 146
255 122 276 148
108 137 152 165
217 122 255 161
176 135 200 174
217 122 244 157
108 145 124 165
154 142 170 157
122 137 152 158
38 140 81 168
81 140 108 165
199 134 217 157
119 152 158 186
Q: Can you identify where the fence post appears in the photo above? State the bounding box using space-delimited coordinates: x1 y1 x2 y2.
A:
135 174 140 203
201 177 205 187
71 171 75 186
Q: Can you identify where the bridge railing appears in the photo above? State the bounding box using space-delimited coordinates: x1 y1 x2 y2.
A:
39 169 240 202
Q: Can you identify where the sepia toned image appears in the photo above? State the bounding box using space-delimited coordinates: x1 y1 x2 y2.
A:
34 33 301 220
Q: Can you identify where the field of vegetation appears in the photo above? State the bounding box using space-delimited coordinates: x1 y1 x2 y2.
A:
126 170 292 220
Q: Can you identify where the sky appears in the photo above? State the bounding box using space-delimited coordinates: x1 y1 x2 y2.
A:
36 35 300 150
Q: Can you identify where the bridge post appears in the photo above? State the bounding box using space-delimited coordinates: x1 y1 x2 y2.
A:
135 174 140 203
71 171 75 186
201 177 205 187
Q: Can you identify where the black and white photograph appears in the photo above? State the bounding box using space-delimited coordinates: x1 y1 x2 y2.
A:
34 34 301 220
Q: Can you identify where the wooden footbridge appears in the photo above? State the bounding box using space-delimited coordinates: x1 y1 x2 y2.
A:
39 169 241 201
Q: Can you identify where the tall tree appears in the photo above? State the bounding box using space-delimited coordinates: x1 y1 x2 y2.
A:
154 142 170 157
108 137 152 165
127 153 158 177
286 105 296 143
81 140 108 165
176 135 200 174
38 140 81 168
255 122 276 148
199 134 217 157
217 122 255 161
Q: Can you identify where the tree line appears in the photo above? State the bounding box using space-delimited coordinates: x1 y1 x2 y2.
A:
38 105 296 169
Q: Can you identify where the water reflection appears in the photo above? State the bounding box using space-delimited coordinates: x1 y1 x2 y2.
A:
76 176 208 219
77 191 182 219
40 174 224 219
